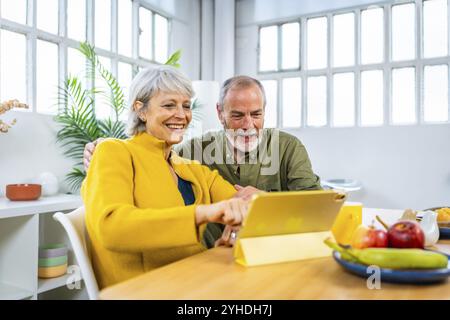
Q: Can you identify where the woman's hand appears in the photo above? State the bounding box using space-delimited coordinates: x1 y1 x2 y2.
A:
195 198 249 227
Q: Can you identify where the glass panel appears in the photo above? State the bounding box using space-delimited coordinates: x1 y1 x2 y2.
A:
37 0 59 34
118 0 133 57
307 17 327 70
333 13 355 67
332 73 355 127
392 68 416 124
424 65 448 122
361 8 383 64
95 57 112 120
307 76 327 126
155 14 168 63
67 0 86 41
281 22 300 70
95 0 111 50
67 47 86 87
0 0 27 24
118 62 133 121
282 78 301 127
259 26 278 72
361 70 384 126
139 7 153 60
36 40 59 114
0 30 27 103
424 0 448 58
392 3 415 61
261 80 278 128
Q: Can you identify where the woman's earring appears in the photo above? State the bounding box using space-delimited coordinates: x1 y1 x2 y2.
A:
140 117 146 123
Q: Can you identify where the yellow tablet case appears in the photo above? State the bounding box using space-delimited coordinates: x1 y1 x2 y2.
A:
234 190 346 267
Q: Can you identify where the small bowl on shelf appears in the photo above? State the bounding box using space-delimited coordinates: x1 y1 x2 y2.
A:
6 184 42 201
39 243 68 258
38 264 68 279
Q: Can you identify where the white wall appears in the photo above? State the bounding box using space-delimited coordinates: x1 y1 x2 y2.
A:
0 0 202 195
235 0 450 209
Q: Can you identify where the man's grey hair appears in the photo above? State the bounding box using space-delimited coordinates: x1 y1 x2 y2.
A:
217 75 266 110
126 65 194 136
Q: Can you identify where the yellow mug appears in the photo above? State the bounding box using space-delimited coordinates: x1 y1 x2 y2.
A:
331 202 363 245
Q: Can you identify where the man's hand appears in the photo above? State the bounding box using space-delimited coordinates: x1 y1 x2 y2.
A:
214 225 240 247
83 138 105 171
234 184 263 201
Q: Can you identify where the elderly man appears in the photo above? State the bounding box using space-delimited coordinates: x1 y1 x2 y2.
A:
84 75 321 248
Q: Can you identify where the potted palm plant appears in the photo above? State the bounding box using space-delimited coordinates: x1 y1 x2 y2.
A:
55 42 200 192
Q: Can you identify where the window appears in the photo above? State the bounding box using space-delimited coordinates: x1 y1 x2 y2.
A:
259 22 300 72
0 0 170 115
257 1 450 129
95 0 111 50
333 13 355 67
261 80 278 128
282 78 302 127
361 8 384 65
36 40 59 114
392 3 415 61
0 30 27 103
307 17 327 70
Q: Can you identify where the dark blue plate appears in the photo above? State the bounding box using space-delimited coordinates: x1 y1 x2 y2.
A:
333 251 450 284
440 227 450 239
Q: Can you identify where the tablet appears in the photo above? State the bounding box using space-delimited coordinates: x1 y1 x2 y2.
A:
238 190 347 239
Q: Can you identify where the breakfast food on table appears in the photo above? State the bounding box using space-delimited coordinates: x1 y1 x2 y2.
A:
325 238 448 270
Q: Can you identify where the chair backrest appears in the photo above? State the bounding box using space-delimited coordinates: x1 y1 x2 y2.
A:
53 207 99 300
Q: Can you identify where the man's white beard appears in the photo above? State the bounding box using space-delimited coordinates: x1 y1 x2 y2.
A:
225 128 260 153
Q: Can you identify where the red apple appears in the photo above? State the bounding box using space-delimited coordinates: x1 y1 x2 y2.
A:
351 225 388 249
387 220 425 249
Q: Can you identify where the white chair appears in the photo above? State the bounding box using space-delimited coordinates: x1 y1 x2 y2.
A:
53 207 99 300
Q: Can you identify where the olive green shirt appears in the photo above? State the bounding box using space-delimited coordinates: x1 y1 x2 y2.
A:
174 128 321 247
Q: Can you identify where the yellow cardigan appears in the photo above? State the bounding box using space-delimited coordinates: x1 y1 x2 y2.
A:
81 132 236 289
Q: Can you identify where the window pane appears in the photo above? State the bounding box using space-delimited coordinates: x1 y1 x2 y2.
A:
259 26 278 72
307 76 327 126
392 3 415 61
36 40 58 114
281 23 300 70
95 0 111 49
95 57 112 120
424 65 448 122
67 0 86 41
37 0 58 34
333 13 355 67
361 70 384 126
0 30 26 103
424 0 448 58
118 0 133 57
332 73 355 127
392 68 416 124
0 0 27 24
282 78 301 127
67 47 86 88
155 14 168 63
361 8 383 64
139 7 153 60
118 62 133 121
307 17 327 70
261 80 277 128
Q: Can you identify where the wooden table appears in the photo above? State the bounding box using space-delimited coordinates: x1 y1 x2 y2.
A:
99 208 450 300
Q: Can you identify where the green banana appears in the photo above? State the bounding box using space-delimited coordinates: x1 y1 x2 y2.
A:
324 238 448 269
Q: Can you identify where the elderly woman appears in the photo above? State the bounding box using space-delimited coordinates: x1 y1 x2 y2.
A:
82 65 249 289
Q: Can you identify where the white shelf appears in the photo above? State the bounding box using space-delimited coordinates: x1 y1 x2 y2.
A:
0 194 82 219
0 282 34 300
38 273 82 294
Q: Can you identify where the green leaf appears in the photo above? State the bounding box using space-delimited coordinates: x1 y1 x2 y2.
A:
165 49 182 68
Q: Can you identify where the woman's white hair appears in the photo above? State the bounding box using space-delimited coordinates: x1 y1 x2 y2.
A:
126 65 194 136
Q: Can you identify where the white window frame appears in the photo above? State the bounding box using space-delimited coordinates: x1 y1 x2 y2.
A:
0 0 172 114
257 0 450 128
